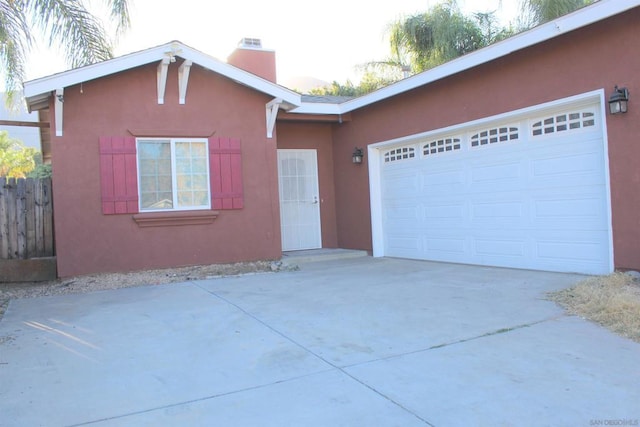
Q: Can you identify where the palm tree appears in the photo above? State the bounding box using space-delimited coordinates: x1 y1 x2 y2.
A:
0 0 130 102
388 1 486 74
519 0 595 28
383 0 520 77
383 0 592 77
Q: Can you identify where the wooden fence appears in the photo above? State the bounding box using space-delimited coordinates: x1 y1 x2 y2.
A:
0 177 54 260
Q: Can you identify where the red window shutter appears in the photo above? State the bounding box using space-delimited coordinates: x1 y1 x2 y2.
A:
99 136 139 214
209 137 244 210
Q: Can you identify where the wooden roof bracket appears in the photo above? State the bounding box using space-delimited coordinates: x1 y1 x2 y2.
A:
157 57 170 104
266 98 282 138
178 60 192 105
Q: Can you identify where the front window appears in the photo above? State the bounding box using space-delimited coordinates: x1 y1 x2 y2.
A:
137 138 210 211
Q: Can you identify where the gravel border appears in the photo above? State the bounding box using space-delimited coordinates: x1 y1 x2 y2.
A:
0 260 297 321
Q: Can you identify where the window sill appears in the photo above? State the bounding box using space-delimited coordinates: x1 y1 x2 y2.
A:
133 210 219 227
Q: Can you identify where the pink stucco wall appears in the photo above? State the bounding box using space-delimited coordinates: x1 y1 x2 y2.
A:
331 8 640 270
51 62 282 277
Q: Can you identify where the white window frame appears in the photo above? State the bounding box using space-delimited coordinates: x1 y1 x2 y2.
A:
136 137 211 212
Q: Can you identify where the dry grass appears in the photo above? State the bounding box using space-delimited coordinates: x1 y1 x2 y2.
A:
549 272 640 343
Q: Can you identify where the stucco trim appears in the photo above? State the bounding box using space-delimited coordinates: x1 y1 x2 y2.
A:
132 210 219 227
128 129 216 137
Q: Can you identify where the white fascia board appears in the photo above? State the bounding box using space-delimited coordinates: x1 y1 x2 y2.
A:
23 41 301 109
24 45 172 98
339 0 640 114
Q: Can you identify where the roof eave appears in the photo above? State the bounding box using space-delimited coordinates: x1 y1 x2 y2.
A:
337 0 640 114
24 93 50 113
23 41 301 111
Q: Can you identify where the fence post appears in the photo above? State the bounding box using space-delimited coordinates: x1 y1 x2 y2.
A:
35 178 44 256
16 178 26 259
6 178 17 259
42 178 54 256
25 178 36 259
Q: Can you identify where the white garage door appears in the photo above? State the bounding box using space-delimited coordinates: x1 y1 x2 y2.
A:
377 100 612 274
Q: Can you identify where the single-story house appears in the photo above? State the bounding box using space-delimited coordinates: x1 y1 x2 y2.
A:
23 0 640 277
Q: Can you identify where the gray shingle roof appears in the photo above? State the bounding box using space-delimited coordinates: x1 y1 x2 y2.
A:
301 95 354 104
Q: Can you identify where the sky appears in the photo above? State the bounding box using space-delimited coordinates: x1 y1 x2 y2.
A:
24 0 520 88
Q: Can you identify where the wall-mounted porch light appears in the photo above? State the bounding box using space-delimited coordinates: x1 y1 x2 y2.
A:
608 85 629 115
352 147 364 164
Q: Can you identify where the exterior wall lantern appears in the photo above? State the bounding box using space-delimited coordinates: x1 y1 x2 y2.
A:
608 85 629 115
352 147 364 164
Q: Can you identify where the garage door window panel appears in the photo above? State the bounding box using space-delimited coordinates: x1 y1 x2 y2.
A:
471 126 519 148
531 110 595 137
384 146 416 163
423 137 461 156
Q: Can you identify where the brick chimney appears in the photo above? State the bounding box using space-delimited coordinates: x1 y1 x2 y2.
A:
227 38 277 83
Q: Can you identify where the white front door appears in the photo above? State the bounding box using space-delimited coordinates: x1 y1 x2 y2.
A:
277 149 322 251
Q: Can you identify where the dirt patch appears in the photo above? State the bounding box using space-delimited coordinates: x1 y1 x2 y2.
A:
0 260 296 321
549 272 640 343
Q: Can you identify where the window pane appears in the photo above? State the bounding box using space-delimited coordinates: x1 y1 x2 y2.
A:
138 140 209 211
140 175 157 192
193 191 208 206
141 193 156 208
158 175 172 190
175 141 208 208
178 191 194 206
175 142 194 158
155 192 173 209
192 174 208 189
176 158 192 174
191 143 206 157
192 158 207 173
139 141 173 210
139 140 169 157
177 175 192 189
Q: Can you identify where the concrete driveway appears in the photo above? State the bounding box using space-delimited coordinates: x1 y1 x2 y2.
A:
1 257 638 426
